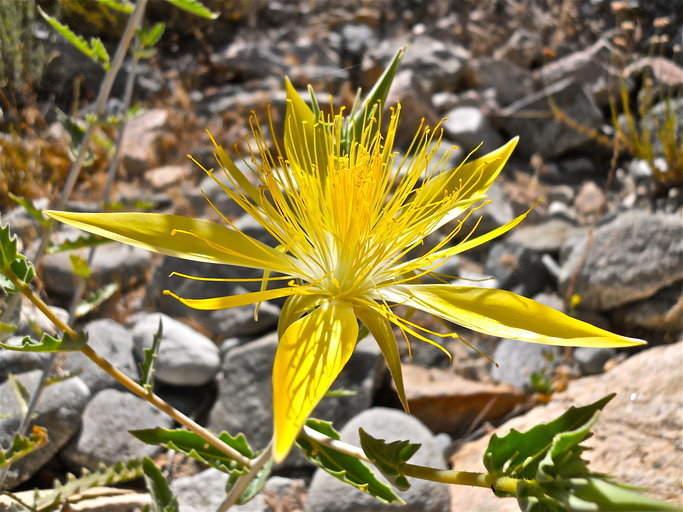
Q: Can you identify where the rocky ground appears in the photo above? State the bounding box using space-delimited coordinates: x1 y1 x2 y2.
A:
1 0 682 511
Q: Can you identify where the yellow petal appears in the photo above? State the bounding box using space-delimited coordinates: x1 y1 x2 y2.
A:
354 306 409 414
278 293 325 338
45 211 291 273
272 300 358 462
163 287 298 310
284 78 330 180
384 285 645 348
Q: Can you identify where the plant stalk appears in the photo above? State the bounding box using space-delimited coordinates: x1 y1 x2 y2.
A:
217 442 273 512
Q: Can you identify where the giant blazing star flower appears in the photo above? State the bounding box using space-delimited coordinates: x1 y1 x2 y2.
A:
47 81 644 462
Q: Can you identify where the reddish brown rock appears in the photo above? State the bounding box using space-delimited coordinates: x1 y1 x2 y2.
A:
401 364 527 437
449 342 683 511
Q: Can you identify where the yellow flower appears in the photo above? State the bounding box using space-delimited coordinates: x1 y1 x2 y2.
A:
46 80 644 463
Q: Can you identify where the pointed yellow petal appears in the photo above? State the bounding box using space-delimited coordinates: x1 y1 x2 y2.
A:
278 293 325 338
384 285 646 348
163 287 298 310
272 300 358 462
354 306 409 414
45 211 291 273
284 78 330 179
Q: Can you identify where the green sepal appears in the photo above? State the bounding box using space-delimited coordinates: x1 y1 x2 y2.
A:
358 427 420 491
130 428 253 475
138 317 163 392
142 457 179 512
296 419 403 504
0 426 48 468
226 460 272 505
0 331 88 352
341 47 404 154
161 0 218 19
484 394 614 483
37 7 111 70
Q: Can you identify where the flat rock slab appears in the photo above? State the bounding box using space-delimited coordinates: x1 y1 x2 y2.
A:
450 342 683 510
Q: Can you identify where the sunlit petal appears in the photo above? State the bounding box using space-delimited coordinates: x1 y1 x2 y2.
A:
384 285 645 348
163 287 299 310
272 300 358 462
44 211 291 273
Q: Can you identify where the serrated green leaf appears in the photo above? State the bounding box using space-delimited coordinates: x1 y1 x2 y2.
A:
138 318 163 392
37 7 111 69
0 331 88 352
69 253 91 279
0 426 48 468
94 0 135 14
296 419 403 504
130 428 252 475
0 225 36 293
8 193 51 228
226 460 272 505
162 0 218 19
34 459 144 511
484 394 614 481
143 457 179 512
47 233 111 254
0 224 18 266
75 282 119 318
358 427 421 491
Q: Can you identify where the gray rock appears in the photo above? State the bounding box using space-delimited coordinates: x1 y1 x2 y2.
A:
119 109 172 175
305 408 450 512
559 210 683 311
507 217 581 253
171 468 267 512
0 338 52 381
131 313 220 386
465 57 534 106
442 106 503 154
66 318 138 393
494 29 542 69
61 388 173 470
263 476 306 509
484 241 549 297
211 40 287 81
610 282 683 332
208 332 382 453
500 78 603 158
41 242 151 298
13 302 69 338
0 371 90 488
574 346 616 376
491 339 560 391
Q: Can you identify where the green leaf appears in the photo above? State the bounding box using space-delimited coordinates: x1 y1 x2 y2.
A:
0 224 36 293
138 317 163 392
484 395 614 482
0 426 48 468
226 460 272 505
162 0 218 19
324 388 357 397
0 331 88 352
37 7 111 70
142 458 179 512
8 193 51 227
342 47 404 153
55 107 95 164
8 374 30 417
358 428 421 491
75 282 119 318
69 254 91 279
34 460 144 511
130 428 252 475
94 0 135 14
296 419 403 504
47 233 111 254
139 22 165 48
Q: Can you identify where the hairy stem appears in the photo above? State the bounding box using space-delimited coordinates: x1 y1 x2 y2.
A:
10 275 252 469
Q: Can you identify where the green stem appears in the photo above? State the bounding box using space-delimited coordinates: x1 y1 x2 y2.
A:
11 275 252 469
216 441 273 512
403 464 520 494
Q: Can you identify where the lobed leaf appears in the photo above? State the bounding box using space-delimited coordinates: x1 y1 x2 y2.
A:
37 7 111 70
142 457 179 512
0 225 36 293
0 426 48 468
162 0 218 19
296 419 402 504
131 428 253 475
0 331 88 353
358 428 421 491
